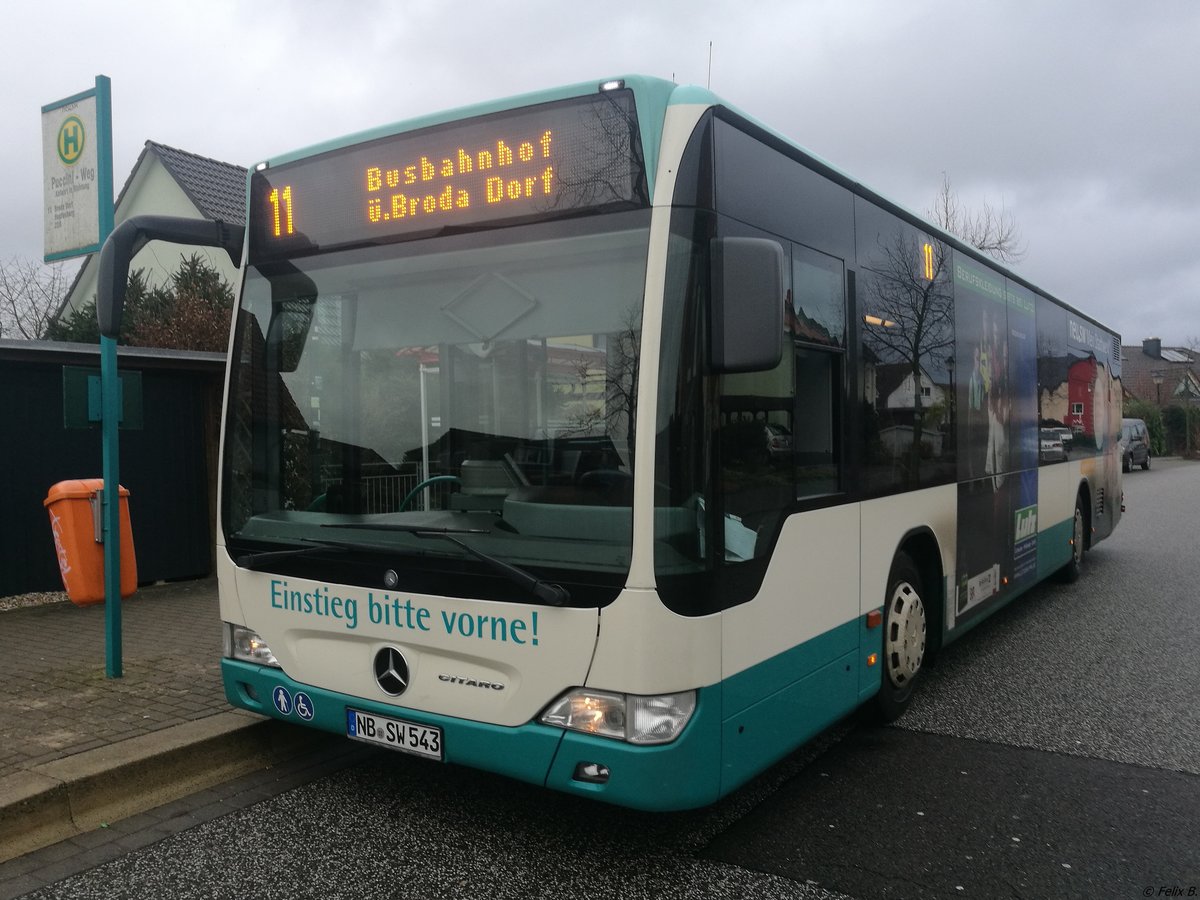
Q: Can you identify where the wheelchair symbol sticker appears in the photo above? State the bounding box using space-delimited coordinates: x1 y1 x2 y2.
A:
294 691 315 721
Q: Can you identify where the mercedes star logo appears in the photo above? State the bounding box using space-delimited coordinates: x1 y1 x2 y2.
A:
374 647 410 696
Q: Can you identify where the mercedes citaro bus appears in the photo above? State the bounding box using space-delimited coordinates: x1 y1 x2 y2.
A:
97 76 1121 810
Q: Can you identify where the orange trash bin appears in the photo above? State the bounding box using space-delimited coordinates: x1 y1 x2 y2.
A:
44 479 137 606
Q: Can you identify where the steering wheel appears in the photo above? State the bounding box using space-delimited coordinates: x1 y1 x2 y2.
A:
397 475 461 512
577 469 634 494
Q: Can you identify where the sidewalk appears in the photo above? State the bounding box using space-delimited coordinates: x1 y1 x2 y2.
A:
0 578 331 863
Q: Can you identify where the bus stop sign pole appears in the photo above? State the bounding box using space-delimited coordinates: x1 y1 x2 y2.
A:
42 76 120 677
96 79 120 678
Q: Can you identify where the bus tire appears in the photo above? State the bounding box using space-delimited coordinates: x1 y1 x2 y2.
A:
875 552 927 722
1056 495 1087 583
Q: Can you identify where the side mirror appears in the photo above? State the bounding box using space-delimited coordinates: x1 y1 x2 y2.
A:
261 265 320 373
97 215 244 339
266 297 316 374
709 237 784 374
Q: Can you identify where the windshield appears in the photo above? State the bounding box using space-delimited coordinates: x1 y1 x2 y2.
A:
223 211 650 603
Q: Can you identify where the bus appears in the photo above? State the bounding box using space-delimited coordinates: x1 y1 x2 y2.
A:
99 75 1122 811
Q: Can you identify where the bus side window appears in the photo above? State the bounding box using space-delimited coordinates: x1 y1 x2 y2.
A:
716 226 794 559
793 349 839 496
856 201 956 496
790 244 845 498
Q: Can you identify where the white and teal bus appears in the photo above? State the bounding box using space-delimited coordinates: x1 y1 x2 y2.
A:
102 76 1122 810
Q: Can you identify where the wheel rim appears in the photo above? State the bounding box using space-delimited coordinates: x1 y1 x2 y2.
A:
885 580 926 689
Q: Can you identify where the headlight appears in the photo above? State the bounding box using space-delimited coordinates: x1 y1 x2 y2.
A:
226 624 279 667
540 689 696 745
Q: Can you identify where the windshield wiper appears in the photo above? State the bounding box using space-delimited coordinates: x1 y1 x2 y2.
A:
236 531 445 570
324 523 571 607
417 531 571 607
328 523 490 536
235 540 351 571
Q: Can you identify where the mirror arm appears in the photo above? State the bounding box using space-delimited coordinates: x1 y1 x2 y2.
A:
97 215 245 338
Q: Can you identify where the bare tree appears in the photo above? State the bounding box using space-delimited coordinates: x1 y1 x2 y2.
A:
928 173 1026 264
861 233 955 484
0 257 70 340
559 309 640 449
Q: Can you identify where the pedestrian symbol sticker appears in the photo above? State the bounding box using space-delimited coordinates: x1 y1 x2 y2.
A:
294 691 314 721
272 686 293 716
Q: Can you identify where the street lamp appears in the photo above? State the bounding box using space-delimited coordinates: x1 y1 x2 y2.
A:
1179 379 1199 459
1152 370 1164 407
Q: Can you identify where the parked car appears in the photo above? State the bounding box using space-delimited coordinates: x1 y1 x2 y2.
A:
765 422 793 463
1051 426 1074 452
1120 418 1151 472
1039 428 1068 464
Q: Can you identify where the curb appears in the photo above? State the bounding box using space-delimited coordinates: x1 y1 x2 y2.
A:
0 712 337 863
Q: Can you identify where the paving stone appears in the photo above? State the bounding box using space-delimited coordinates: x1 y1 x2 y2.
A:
0 580 227 782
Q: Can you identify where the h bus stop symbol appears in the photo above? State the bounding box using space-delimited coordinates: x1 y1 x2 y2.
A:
58 116 85 165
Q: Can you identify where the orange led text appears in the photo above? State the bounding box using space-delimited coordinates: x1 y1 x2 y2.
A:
366 130 555 224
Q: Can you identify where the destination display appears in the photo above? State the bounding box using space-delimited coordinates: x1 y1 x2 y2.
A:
249 89 646 262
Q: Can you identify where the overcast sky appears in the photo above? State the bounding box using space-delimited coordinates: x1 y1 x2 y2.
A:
4 0 1197 346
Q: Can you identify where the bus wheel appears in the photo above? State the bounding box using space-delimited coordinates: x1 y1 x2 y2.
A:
1056 497 1086 583
875 552 926 722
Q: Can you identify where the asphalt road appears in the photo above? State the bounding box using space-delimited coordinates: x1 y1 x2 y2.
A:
15 460 1200 900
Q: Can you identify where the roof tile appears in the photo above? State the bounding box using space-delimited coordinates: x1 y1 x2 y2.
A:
147 142 247 225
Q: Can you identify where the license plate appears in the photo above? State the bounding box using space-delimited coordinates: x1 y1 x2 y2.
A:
346 708 443 761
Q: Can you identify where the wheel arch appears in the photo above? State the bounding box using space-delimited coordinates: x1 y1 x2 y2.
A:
1077 478 1093 551
892 526 946 655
